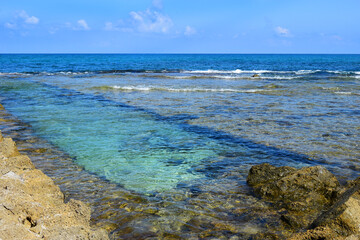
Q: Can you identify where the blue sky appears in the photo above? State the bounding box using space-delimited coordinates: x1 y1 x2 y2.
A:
1 0 360 53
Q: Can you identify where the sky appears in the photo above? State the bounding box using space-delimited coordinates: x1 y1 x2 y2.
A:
1 0 360 53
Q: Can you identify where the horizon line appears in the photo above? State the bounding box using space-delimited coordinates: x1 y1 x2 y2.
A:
1 53 360 55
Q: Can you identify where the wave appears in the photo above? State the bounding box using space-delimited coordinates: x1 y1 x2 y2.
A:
1 69 360 79
335 91 352 95
136 74 300 80
183 69 274 74
334 91 360 96
90 85 271 93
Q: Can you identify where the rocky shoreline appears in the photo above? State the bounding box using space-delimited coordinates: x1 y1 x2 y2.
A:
0 130 109 240
1 102 360 239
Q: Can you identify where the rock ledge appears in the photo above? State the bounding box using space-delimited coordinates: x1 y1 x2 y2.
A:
0 130 109 240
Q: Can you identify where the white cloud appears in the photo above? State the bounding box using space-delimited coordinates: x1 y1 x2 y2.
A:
332 35 342 41
104 20 133 32
18 10 39 25
184 26 196 36
49 20 90 33
25 16 39 24
76 19 90 30
320 33 343 41
104 22 116 31
4 10 39 30
275 26 292 38
129 9 173 33
152 0 163 9
4 22 17 29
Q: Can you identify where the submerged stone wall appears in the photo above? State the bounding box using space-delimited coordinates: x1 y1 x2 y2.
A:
0 130 109 240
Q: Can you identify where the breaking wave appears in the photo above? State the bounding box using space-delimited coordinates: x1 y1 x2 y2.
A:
90 85 271 93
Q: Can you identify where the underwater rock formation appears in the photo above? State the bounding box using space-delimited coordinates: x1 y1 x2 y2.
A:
247 163 340 213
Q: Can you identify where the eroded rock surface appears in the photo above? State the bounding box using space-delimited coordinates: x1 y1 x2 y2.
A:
248 163 360 240
0 131 109 240
247 163 340 213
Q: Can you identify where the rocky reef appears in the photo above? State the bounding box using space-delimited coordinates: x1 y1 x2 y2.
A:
247 163 360 239
0 130 109 240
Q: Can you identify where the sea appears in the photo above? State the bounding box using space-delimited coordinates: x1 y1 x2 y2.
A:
0 54 359 239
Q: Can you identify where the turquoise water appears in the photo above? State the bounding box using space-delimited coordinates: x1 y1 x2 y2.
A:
0 78 311 192
0 54 360 238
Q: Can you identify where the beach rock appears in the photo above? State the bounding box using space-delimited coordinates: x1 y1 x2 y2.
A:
247 163 340 212
0 137 20 158
295 178 360 239
289 194 360 239
0 130 109 240
248 163 360 239
252 74 260 77
247 163 296 187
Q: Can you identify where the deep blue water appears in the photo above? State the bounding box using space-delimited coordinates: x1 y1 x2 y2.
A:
0 54 359 238
1 54 360 73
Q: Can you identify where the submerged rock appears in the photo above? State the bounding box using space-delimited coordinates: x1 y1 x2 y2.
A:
247 163 340 212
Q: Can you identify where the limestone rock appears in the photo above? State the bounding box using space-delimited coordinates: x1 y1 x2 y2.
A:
247 163 340 212
0 130 109 240
247 163 296 186
247 163 360 239
0 137 20 158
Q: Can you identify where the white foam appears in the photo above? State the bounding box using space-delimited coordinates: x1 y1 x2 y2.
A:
107 85 269 93
183 69 273 74
113 86 152 91
335 91 352 95
184 69 234 74
0 72 24 76
212 75 244 79
260 76 300 80
294 70 320 75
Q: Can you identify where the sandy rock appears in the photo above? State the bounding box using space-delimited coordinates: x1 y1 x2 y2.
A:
288 226 342 240
0 130 109 240
318 191 360 238
0 137 20 158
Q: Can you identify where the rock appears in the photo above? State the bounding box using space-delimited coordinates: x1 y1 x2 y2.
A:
0 130 109 240
308 186 360 238
247 164 340 212
248 164 360 239
288 226 341 240
247 163 296 186
337 195 360 233
252 74 260 77
0 137 20 158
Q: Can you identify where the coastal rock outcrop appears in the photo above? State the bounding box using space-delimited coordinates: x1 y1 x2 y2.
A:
248 163 360 239
247 163 340 212
0 131 109 240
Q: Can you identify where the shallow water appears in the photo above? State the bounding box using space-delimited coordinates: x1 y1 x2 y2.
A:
0 54 360 238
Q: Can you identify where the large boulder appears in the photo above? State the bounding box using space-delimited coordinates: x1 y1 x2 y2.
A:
247 163 360 239
247 163 340 212
289 190 360 240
